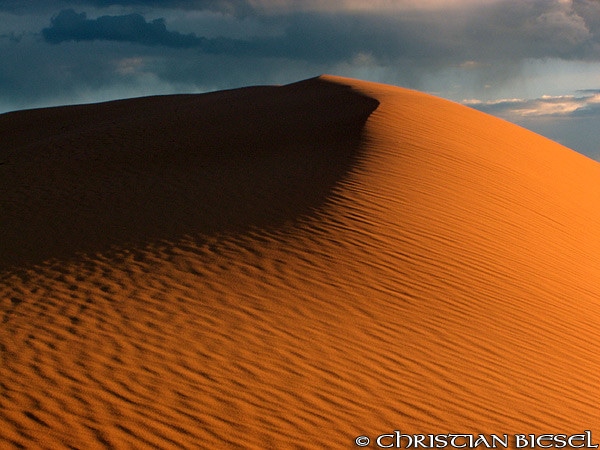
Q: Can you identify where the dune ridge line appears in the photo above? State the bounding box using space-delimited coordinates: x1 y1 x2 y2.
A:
1 75 598 449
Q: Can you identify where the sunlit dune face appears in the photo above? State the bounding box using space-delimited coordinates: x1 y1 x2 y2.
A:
1 75 599 449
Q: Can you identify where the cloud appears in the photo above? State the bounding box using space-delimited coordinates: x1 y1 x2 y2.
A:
464 91 600 117
5 0 600 115
0 0 498 15
0 31 26 42
0 1 256 16
28 0 600 72
38 9 412 63
35 1 600 61
42 9 206 47
464 88 600 159
86 0 256 17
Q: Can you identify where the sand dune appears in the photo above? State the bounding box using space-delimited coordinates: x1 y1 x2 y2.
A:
1 75 598 449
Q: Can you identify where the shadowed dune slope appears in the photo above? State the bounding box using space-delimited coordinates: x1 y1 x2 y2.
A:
0 78 378 270
1 75 599 449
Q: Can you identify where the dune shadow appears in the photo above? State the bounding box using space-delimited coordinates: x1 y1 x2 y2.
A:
0 77 379 270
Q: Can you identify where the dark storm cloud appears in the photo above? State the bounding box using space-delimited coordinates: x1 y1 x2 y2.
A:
39 9 384 63
37 1 600 65
42 9 207 47
42 9 266 55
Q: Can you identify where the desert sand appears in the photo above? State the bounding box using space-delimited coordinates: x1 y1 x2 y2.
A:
0 75 598 449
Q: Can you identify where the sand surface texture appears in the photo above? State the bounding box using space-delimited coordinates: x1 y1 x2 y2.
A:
1 75 599 449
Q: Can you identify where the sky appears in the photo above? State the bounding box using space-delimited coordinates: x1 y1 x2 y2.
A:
1 0 600 160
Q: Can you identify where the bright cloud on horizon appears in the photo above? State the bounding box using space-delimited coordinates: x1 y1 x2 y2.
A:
464 92 600 117
463 90 600 160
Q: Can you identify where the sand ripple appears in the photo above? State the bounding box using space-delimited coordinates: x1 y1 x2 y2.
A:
1 76 599 448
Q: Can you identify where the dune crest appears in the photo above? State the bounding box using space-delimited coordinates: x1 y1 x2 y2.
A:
1 75 599 449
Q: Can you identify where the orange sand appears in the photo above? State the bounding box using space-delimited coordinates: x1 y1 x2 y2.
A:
1 75 598 449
